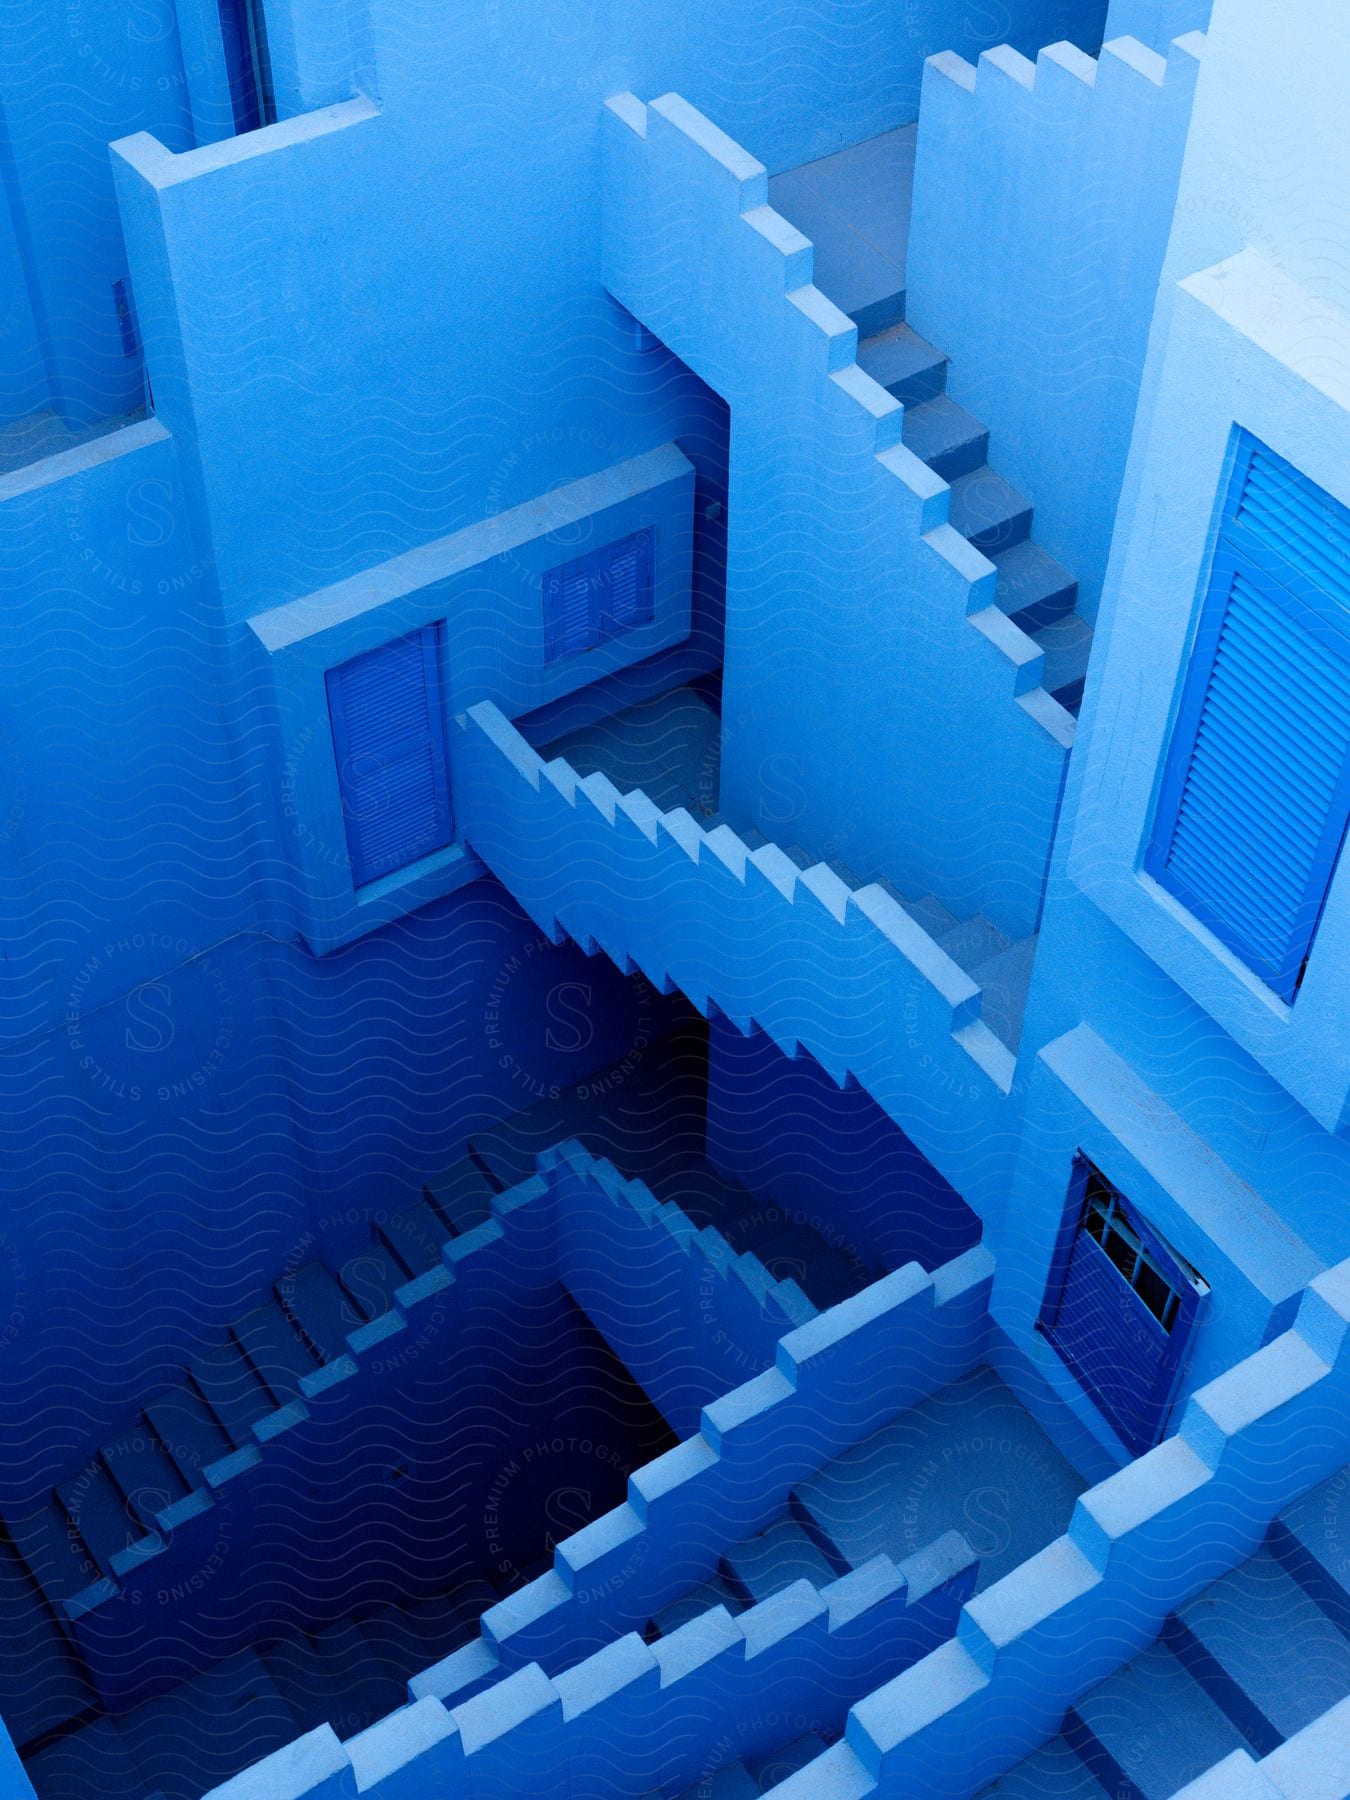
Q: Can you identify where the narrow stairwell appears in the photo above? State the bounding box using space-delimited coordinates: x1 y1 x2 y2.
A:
971 1464 1350 1800
767 127 1092 723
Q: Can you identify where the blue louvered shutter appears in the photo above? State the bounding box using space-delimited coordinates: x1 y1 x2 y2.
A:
598 530 653 634
1148 437 1350 1001
326 625 453 887
544 528 654 661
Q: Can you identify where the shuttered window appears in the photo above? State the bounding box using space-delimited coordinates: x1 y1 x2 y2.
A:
1040 1158 1208 1456
1147 435 1350 1001
326 625 453 888
543 529 654 662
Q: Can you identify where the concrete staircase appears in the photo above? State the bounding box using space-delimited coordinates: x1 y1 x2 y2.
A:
764 125 1091 721
973 1466 1350 1799
457 700 1031 1230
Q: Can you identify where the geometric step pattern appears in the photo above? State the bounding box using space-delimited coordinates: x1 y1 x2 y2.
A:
858 316 1089 719
0 1170 483 1751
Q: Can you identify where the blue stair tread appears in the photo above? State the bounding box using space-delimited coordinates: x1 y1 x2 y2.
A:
1175 1546 1350 1745
767 164 905 335
379 1198 452 1276
55 1461 138 1568
116 1648 300 1800
675 1765 761 1800
856 323 946 405
189 1342 275 1446
948 467 1033 552
750 1732 831 1789
423 1156 497 1237
536 683 721 816
274 1260 358 1364
232 1299 321 1405
360 1580 497 1678
5 1496 101 1604
902 394 989 480
0 1534 95 1747
101 1426 190 1531
338 1241 409 1322
649 1573 743 1638
903 891 959 939
967 935 1038 1055
768 125 915 335
261 1631 345 1737
143 1386 233 1484
991 540 1078 630
306 1616 405 1734
1269 1467 1350 1635
975 1737 1110 1798
754 1225 866 1310
26 1716 151 1800
791 1366 1085 1592
935 912 1012 975
722 1514 840 1603
1069 1641 1247 1799
1032 614 1094 699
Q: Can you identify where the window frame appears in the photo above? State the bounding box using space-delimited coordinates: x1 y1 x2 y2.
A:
542 527 655 664
1145 435 1350 1003
1039 1156 1208 1455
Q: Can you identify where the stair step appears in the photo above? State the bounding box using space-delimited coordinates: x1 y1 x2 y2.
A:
967 935 1038 1055
782 843 816 872
751 1731 831 1790
338 1241 410 1323
721 1515 840 1605
647 1572 744 1639
1170 1546 1350 1754
1066 1640 1247 1799
934 913 1012 975
189 1342 275 1447
1269 1469 1350 1636
115 1647 300 1800
0 1532 95 1749
903 891 960 939
901 394 989 481
306 1616 405 1737
4 1497 101 1609
423 1155 497 1237
26 1716 151 1800
261 1630 345 1737
143 1385 233 1485
756 1224 862 1310
991 540 1079 632
379 1198 452 1277
231 1300 321 1406
360 1579 498 1680
856 322 947 406
974 1737 1110 1798
1031 613 1094 710
55 1461 138 1570
101 1426 190 1533
674 1764 760 1800
948 467 1033 554
274 1260 357 1365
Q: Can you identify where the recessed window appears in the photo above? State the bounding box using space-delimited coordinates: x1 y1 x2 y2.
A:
326 625 453 888
543 528 654 662
1147 433 1350 1001
1039 1157 1208 1455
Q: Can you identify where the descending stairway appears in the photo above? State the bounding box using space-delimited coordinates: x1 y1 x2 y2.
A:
973 1465 1350 1800
23 1581 498 1800
858 324 1091 717
0 1160 498 1752
764 128 1092 724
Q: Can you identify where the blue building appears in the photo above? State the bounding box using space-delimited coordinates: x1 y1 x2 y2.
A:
2 0 1349 1792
